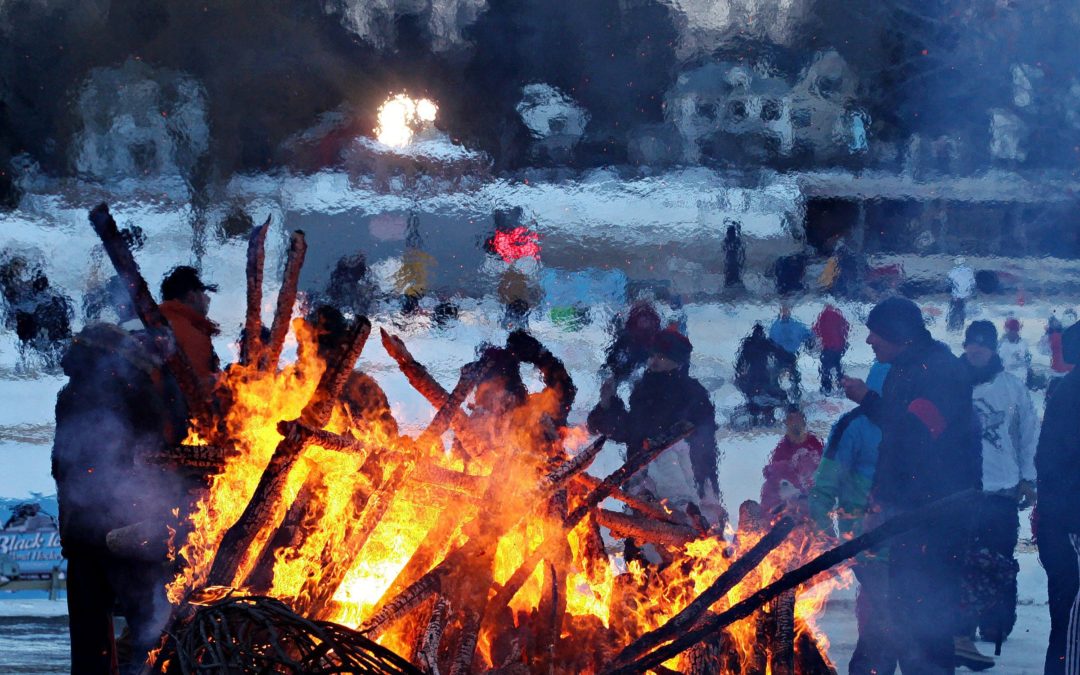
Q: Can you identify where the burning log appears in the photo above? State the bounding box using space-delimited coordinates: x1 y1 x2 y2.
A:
143 443 232 470
261 230 307 371
106 520 170 562
206 317 371 588
381 328 449 407
609 516 796 669
244 467 327 594
87 203 212 425
414 596 450 674
543 434 607 487
602 489 979 675
240 217 270 366
770 589 796 675
572 473 675 525
448 609 482 675
594 509 698 548
564 422 694 528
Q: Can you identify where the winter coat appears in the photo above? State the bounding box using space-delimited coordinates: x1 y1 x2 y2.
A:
735 331 786 399
1035 368 1080 533
52 324 186 551
760 433 824 513
809 362 891 537
588 368 720 504
769 317 812 355
813 306 850 353
160 299 220 382
997 337 1031 382
861 335 980 509
966 356 1038 493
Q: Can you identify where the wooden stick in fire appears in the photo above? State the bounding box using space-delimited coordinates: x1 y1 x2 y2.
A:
239 216 270 366
87 203 212 425
594 509 699 548
260 230 307 371
206 317 371 588
299 357 494 620
414 596 450 674
484 424 694 620
602 489 980 675
243 465 326 594
608 515 796 669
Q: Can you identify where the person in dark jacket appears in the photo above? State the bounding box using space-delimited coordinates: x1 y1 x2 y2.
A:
843 296 980 675
602 301 661 385
735 323 788 426
1035 321 1080 675
588 328 723 529
53 323 187 675
722 222 746 289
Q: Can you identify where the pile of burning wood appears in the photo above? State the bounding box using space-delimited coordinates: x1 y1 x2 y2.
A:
86 204 971 674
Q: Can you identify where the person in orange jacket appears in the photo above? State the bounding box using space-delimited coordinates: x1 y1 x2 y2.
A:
158 266 220 385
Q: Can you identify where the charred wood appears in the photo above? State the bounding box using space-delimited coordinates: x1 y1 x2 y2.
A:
261 230 307 371
87 203 212 425
240 217 270 366
602 489 979 675
594 509 698 548
609 516 795 669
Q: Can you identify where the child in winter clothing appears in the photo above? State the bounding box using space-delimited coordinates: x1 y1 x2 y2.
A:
998 318 1031 384
760 408 823 514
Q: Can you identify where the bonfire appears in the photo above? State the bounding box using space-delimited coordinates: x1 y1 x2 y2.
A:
86 203 970 674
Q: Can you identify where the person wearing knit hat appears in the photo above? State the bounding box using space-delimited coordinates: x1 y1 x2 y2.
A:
843 296 980 674
588 328 724 538
958 319 1038 658
1036 320 1080 674
999 318 1031 384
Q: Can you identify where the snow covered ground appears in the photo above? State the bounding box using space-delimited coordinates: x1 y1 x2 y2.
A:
0 173 1071 671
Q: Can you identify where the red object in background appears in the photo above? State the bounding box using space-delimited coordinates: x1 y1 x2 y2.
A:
493 226 541 263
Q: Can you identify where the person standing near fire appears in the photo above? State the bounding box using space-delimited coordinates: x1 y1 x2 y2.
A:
588 328 724 530
159 266 221 387
1035 321 1080 675
809 360 894 675
769 304 812 400
843 296 980 675
956 320 1037 663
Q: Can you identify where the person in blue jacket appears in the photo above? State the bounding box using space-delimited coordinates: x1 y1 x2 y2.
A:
769 304 812 399
810 361 894 675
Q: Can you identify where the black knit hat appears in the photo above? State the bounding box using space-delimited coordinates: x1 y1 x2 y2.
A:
964 320 998 351
1063 321 1080 366
866 297 929 345
161 266 217 301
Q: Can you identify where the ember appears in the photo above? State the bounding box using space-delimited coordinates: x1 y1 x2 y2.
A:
84 203 973 674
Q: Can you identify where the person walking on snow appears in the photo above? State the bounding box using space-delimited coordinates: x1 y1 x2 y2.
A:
948 257 976 332
813 303 850 395
735 323 789 426
1035 321 1080 675
998 318 1031 385
843 296 980 675
958 321 1038 657
760 408 823 514
769 305 812 399
809 361 895 675
722 222 746 289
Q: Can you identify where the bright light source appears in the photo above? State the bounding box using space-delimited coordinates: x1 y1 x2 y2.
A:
374 94 438 147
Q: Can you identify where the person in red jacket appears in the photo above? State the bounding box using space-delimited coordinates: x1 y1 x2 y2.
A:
760 408 824 513
813 303 850 395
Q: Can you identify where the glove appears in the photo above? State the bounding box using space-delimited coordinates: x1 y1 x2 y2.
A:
506 329 543 363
